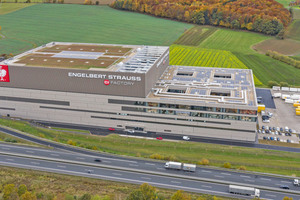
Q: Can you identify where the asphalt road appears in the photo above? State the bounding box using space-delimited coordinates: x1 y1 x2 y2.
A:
0 143 299 195
36 121 300 153
0 153 299 200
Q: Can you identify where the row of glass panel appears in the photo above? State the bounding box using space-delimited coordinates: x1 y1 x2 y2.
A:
135 101 257 115
134 107 257 122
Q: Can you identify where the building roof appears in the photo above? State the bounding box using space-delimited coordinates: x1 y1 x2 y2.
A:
1 42 168 73
149 66 257 107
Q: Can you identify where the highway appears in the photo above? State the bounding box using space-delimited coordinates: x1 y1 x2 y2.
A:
0 142 300 197
0 153 300 200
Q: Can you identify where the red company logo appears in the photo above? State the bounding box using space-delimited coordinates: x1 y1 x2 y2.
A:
104 79 110 85
0 65 10 82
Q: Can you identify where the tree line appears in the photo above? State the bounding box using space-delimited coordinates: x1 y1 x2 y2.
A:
111 0 292 35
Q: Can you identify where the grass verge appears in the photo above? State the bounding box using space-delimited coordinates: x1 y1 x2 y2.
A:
1 118 300 177
0 131 43 147
50 127 90 134
0 166 233 200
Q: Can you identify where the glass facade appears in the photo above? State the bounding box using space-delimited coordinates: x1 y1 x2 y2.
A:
109 99 257 122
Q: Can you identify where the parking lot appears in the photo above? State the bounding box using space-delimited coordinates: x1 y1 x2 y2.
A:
257 89 300 144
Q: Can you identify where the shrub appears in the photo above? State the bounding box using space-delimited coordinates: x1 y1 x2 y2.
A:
4 138 17 143
67 140 76 146
280 82 289 87
266 51 300 69
223 162 231 168
268 81 280 88
238 166 246 170
200 158 209 165
149 153 164 160
18 184 27 197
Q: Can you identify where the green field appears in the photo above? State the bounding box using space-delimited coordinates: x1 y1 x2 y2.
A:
0 4 191 55
0 2 36 15
171 27 300 86
286 20 300 41
174 26 217 46
1 118 300 176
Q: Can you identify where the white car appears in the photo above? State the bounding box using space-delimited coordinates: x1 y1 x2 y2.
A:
127 130 135 134
183 136 190 141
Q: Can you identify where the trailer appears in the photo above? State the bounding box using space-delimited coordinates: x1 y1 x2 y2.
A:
229 185 260 198
164 162 196 172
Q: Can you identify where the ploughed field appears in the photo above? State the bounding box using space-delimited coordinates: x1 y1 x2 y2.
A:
0 4 191 55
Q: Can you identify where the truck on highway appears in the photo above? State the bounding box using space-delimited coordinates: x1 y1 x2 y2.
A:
229 185 260 198
164 162 196 172
294 179 299 186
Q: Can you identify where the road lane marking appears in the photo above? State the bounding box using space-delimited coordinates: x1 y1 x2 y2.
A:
156 167 164 170
1 147 10 150
112 173 122 176
280 181 290 184
201 170 211 173
221 172 231 176
145 163 155 166
129 164 139 167
75 157 85 160
265 194 276 197
141 177 151 180
50 154 59 157
201 185 212 188
171 181 181 184
240 175 251 178
260 178 271 181
26 151 34 153
244 179 255 182
57 165 66 168
30 161 40 165
5 158 14 161
102 160 111 163
214 175 224 178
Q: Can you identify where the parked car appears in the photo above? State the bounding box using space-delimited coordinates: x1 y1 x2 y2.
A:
266 130 270 134
268 112 273 118
277 138 280 141
275 131 278 135
183 136 190 141
263 136 267 140
269 126 272 131
270 137 274 140
285 126 289 132
285 133 289 136
258 130 261 134
288 133 292 136
276 127 280 131
280 127 284 132
262 130 265 134
262 126 265 130
265 126 269 130
289 129 293 133
274 137 277 141
278 131 282 136
279 185 290 190
108 128 115 131
267 137 270 140
287 139 291 143
156 137 163 140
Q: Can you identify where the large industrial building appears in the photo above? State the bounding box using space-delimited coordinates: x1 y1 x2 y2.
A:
0 42 258 142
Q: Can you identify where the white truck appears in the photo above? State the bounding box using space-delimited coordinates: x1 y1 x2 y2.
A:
294 179 299 186
229 185 260 198
164 162 196 172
